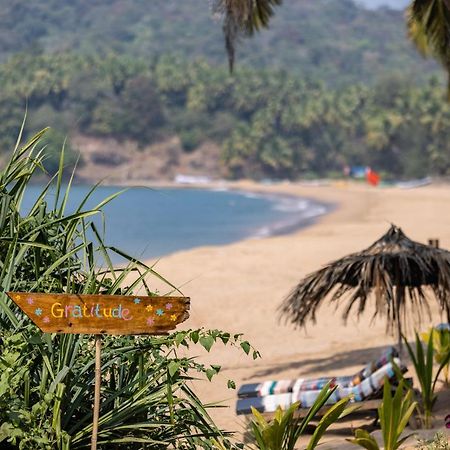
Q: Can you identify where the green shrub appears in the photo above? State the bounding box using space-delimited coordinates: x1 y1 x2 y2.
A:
249 382 352 450
0 127 256 449
404 331 450 428
421 328 450 387
349 379 417 450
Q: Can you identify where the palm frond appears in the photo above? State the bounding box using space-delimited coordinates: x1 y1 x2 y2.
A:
408 0 450 99
214 0 282 72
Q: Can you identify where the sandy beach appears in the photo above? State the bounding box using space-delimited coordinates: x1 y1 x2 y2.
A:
144 181 450 441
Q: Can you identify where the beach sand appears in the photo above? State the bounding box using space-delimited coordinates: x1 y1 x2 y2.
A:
144 181 450 443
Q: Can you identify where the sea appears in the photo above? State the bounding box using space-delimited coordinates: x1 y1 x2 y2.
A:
22 185 329 263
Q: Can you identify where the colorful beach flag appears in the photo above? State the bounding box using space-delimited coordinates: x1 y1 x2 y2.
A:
366 168 380 186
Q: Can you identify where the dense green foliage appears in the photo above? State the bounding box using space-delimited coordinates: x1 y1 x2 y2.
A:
350 380 417 450
403 331 450 428
421 327 450 387
0 0 437 84
407 0 450 99
1 52 449 179
0 0 448 180
249 383 352 450
0 130 257 449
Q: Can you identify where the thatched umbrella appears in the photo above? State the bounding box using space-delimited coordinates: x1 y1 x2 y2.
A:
279 225 450 350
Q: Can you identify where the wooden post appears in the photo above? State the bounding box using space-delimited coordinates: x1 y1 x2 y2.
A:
91 335 102 450
395 284 404 355
5 292 191 448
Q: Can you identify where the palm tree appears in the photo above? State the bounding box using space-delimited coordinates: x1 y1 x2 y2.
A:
408 0 450 99
214 0 282 72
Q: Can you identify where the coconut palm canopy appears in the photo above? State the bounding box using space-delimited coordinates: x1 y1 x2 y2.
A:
280 225 450 345
214 0 283 72
407 0 450 100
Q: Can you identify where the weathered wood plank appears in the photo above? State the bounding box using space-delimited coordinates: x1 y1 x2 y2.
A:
7 292 190 335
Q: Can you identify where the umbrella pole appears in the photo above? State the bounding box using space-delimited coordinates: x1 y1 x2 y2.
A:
395 284 404 355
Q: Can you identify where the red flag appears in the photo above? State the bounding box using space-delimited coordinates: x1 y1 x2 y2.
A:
366 168 380 186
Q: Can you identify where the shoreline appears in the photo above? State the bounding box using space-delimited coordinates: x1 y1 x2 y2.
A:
91 179 338 257
140 181 450 438
110 179 337 251
25 180 335 260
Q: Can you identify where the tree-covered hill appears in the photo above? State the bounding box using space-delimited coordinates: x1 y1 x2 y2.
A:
0 0 438 85
0 0 448 181
1 52 449 180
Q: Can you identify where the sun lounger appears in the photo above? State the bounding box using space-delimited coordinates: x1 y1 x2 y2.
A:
236 347 405 416
238 347 398 400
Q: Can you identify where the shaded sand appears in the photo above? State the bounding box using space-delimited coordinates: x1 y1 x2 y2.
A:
143 181 450 441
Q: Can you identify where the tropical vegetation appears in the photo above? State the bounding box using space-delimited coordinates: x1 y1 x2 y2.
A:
1 53 450 180
349 379 417 450
2 0 450 181
421 327 450 387
0 0 435 83
403 331 450 428
407 0 450 99
249 382 352 450
0 127 258 449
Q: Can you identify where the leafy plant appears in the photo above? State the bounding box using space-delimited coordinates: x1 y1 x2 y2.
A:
0 126 258 449
350 379 417 450
249 382 352 450
421 327 450 387
404 331 450 428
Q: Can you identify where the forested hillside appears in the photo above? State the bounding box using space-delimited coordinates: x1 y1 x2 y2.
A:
0 0 447 180
0 0 437 84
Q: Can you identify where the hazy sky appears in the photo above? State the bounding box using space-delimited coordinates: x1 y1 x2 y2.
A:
357 0 409 9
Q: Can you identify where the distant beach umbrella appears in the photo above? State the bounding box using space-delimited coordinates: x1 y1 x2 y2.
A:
279 225 450 350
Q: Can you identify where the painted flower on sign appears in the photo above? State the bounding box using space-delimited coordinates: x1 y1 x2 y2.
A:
35 308 43 316
156 309 164 316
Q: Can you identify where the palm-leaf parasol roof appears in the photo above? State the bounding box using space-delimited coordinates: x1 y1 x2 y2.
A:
279 225 450 346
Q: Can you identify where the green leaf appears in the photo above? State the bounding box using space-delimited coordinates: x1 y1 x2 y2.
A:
349 429 380 450
205 368 216 381
190 330 199 344
168 361 181 378
307 396 351 450
240 341 251 354
199 335 215 352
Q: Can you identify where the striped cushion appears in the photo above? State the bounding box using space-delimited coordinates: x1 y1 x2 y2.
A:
237 347 398 399
236 359 401 415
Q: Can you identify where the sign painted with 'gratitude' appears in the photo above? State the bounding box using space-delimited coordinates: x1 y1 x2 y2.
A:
7 292 190 335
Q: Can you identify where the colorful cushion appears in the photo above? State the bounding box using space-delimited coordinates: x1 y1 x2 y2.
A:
236 358 401 415
237 347 398 399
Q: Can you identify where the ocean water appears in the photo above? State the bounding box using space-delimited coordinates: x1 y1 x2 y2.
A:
22 186 329 263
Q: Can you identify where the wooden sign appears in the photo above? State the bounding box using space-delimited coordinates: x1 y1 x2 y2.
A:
7 292 190 335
